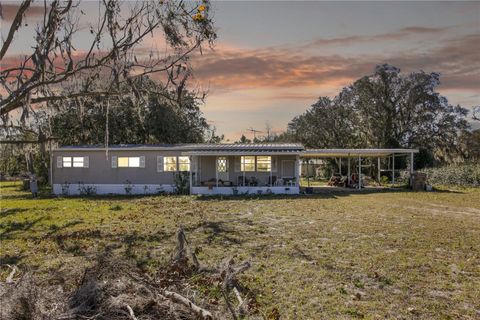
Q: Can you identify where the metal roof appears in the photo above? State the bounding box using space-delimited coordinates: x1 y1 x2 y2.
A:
56 143 305 152
55 144 418 157
302 148 419 158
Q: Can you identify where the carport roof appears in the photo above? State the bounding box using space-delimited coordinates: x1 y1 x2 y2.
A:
301 148 419 158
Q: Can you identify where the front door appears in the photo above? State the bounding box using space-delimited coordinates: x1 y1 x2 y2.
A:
282 160 295 178
216 157 229 182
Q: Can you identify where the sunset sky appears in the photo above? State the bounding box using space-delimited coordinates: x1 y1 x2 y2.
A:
1 1 479 141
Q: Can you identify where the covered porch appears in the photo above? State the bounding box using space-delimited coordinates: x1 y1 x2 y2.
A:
181 144 304 195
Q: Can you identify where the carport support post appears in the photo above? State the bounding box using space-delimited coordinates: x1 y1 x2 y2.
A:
392 153 395 186
377 157 381 183
347 157 351 186
358 155 361 190
410 152 414 187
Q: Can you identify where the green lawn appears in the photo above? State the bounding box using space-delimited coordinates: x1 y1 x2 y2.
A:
1 181 479 319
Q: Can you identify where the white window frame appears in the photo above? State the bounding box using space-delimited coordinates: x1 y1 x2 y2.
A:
217 157 228 173
72 157 85 168
63 157 72 168
117 156 141 168
256 156 271 172
241 156 255 172
61 156 88 168
178 156 190 172
164 156 177 172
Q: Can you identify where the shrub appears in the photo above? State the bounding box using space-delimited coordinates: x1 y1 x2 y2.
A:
420 162 480 187
173 172 189 195
78 182 97 196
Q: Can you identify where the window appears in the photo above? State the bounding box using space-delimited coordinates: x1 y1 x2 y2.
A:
63 157 72 167
178 156 190 171
61 156 88 168
164 156 177 171
256 156 271 172
118 157 140 168
73 157 84 168
217 157 228 172
241 156 255 172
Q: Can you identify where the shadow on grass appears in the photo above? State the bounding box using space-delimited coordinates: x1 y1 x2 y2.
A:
0 254 24 265
0 208 29 218
186 220 245 245
194 187 464 201
0 217 45 239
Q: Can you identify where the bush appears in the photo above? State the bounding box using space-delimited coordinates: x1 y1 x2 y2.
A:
420 163 480 187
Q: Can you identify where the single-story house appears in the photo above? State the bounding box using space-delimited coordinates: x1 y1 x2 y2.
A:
51 144 418 195
51 144 303 195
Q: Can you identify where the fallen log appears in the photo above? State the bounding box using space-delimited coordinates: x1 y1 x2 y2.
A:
162 289 214 320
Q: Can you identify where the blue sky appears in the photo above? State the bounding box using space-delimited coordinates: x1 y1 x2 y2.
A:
1 1 479 139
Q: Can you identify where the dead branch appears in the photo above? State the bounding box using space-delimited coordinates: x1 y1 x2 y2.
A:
222 289 238 320
125 304 138 320
6 264 19 284
172 226 201 270
162 289 214 320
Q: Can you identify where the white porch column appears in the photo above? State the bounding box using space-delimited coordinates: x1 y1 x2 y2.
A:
189 156 193 194
295 155 300 187
215 156 219 187
392 153 395 186
358 155 361 190
270 157 273 187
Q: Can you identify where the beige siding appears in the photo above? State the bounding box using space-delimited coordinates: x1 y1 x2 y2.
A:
52 150 183 185
195 155 297 186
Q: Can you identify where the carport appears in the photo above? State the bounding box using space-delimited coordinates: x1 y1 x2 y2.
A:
301 148 419 189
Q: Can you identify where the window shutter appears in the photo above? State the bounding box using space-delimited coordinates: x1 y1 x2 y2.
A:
57 156 63 168
84 156 89 168
157 156 163 172
234 157 242 172
140 156 145 168
271 156 277 172
112 156 117 168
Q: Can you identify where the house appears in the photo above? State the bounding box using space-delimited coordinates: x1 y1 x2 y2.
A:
51 144 419 195
51 144 304 195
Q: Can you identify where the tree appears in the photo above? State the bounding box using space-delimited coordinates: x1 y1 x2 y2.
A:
47 76 213 145
286 65 470 165
0 0 215 119
287 97 359 148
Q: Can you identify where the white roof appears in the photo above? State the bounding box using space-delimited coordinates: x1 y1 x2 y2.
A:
302 148 419 158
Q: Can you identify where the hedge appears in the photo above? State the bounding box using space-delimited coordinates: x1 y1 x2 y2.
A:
420 163 480 187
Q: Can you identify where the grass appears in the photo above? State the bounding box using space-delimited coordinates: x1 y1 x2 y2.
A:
1 181 480 319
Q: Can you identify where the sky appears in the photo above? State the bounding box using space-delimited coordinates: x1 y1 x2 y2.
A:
1 1 479 141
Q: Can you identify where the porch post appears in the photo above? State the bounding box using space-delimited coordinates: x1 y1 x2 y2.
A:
243 157 246 186
189 156 193 194
377 157 381 183
339 158 342 175
215 156 218 188
270 157 273 187
358 155 361 190
347 156 351 186
295 155 300 187
392 153 395 186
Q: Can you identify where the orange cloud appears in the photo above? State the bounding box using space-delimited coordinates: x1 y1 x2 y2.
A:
189 32 480 93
